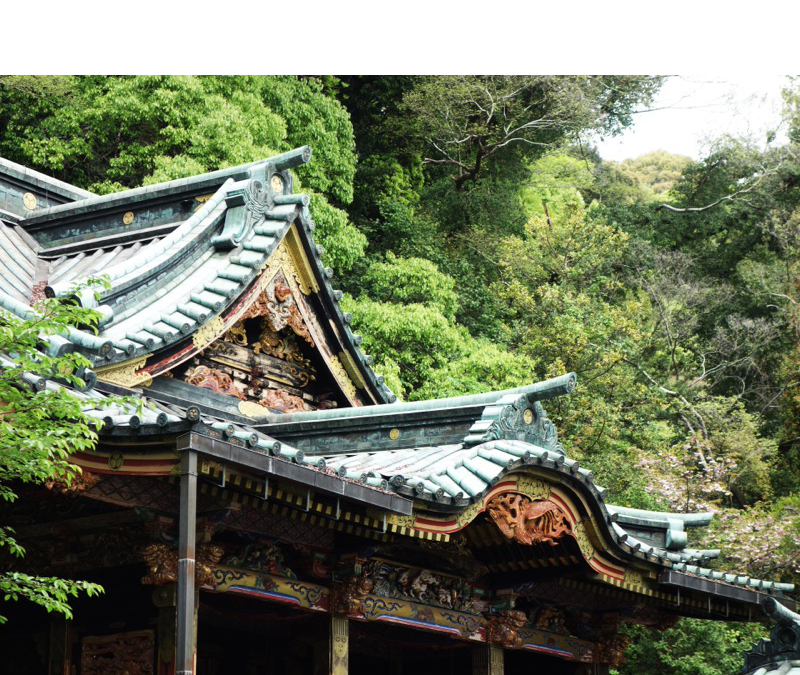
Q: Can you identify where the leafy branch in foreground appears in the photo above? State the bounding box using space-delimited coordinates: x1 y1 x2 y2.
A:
0 278 137 622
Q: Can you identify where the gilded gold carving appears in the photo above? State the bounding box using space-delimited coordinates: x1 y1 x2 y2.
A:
141 542 224 588
254 323 313 368
572 519 595 560
194 194 213 211
389 428 400 440
22 192 37 210
455 500 483 528
338 350 366 389
223 322 248 347
624 568 644 587
193 314 224 351
387 513 417 529
123 211 134 225
487 610 526 649
329 354 358 400
95 354 153 387
516 475 550 500
265 227 319 295
238 400 271 418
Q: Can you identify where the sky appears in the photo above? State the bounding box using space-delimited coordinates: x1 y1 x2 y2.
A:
594 76 792 162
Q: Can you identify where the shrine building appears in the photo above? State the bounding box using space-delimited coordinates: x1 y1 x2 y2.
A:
0 148 794 675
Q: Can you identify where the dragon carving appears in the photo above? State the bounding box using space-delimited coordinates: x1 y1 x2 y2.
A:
487 494 572 546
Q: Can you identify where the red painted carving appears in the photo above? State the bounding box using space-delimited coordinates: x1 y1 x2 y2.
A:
487 494 572 545
30 280 48 304
45 470 100 494
185 365 245 399
486 610 527 648
259 388 308 413
241 276 314 347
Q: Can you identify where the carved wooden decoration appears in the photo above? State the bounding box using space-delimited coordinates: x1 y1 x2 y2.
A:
593 633 631 667
487 494 572 545
81 629 154 675
241 275 314 347
182 269 343 414
330 568 374 617
185 364 245 399
486 610 526 649
141 542 224 588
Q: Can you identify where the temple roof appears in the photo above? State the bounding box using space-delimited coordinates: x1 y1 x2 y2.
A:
0 147 395 406
0 150 794 619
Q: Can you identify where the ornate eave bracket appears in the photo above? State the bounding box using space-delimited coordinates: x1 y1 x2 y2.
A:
463 373 577 451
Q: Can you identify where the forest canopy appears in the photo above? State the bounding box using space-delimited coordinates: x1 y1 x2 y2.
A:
1 74 798 674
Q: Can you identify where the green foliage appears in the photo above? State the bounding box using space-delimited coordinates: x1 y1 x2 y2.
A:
342 295 467 397
0 75 364 270
617 619 766 675
360 252 459 320
0 285 124 622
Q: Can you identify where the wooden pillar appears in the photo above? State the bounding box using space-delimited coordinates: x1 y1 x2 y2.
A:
153 585 177 675
473 644 504 675
177 449 198 675
48 616 73 675
329 614 349 675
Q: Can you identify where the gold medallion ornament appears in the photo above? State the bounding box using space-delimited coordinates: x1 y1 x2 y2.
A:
194 194 213 212
389 428 400 440
523 408 534 424
22 192 37 210
624 568 645 587
108 452 124 471
271 174 285 194
123 211 135 225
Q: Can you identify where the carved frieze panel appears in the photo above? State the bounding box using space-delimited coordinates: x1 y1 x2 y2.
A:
487 494 572 546
185 364 245 399
223 541 297 579
334 558 479 614
81 630 154 675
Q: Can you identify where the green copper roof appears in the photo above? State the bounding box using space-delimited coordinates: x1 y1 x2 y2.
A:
743 598 800 675
0 147 396 403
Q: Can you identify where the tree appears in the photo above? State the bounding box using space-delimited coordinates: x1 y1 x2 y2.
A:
0 76 365 270
400 76 664 191
0 284 121 622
